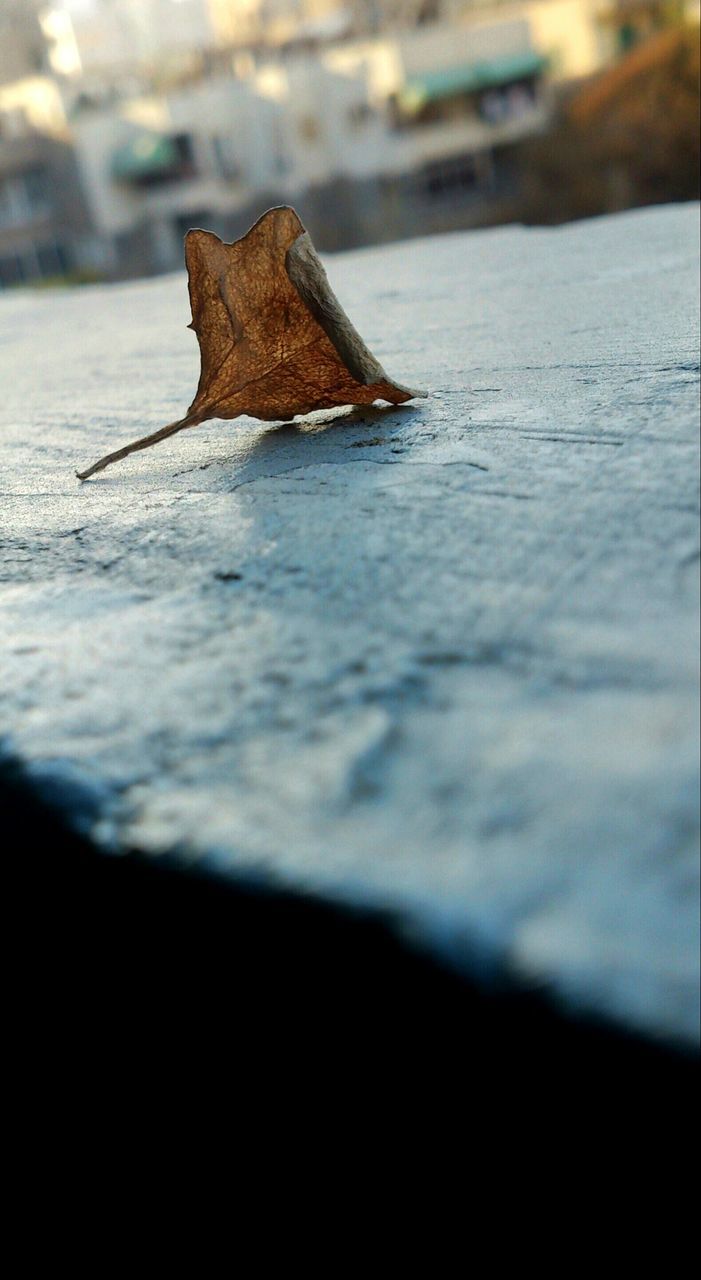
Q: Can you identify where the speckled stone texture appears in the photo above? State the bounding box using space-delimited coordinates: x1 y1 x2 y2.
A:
1 203 699 1046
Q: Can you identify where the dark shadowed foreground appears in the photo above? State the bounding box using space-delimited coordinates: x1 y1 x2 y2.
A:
4 763 697 1145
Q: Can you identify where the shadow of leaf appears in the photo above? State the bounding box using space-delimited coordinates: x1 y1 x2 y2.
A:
178 402 422 488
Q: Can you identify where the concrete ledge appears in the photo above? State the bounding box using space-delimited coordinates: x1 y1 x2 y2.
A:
1 203 699 1048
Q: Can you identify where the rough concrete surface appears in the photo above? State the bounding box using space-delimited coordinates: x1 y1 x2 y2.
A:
1 203 699 1045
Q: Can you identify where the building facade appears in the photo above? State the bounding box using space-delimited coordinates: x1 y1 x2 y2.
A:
1 0 695 286
0 76 95 287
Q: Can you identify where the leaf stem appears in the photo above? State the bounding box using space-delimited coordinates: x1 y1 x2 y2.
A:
76 414 202 481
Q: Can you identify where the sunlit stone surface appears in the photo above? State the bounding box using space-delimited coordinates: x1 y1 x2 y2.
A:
1 203 699 1045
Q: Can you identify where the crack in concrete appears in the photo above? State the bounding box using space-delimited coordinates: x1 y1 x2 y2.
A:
174 455 490 488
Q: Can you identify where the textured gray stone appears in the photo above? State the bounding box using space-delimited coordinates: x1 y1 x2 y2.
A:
1 203 699 1045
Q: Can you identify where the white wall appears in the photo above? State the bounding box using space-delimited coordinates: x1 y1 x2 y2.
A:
70 110 144 235
44 0 217 75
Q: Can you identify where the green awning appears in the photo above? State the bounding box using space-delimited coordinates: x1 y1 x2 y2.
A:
111 132 180 182
399 51 548 113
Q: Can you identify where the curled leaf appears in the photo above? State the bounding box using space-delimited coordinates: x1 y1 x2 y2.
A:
77 205 426 480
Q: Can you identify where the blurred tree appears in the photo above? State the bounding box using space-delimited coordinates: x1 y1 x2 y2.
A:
520 24 700 223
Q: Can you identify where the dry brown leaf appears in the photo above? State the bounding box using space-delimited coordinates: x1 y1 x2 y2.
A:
77 205 426 480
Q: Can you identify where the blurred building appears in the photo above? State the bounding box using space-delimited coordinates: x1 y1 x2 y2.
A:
57 7 554 273
0 0 697 286
0 76 96 287
66 72 286 276
206 0 416 44
40 0 217 78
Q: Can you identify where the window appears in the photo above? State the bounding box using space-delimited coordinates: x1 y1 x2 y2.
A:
22 167 53 213
173 134 196 169
478 81 536 125
36 242 69 277
0 170 53 227
391 91 479 131
0 180 14 227
0 255 25 288
419 154 483 200
212 135 241 181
